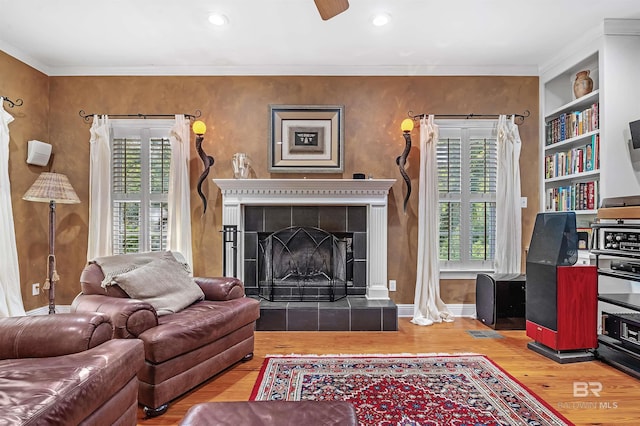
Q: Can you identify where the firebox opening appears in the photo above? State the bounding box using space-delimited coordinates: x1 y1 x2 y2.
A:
258 226 352 302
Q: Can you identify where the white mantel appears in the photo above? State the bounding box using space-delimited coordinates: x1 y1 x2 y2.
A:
213 178 396 300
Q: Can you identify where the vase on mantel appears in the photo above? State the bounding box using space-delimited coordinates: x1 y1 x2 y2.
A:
573 70 594 99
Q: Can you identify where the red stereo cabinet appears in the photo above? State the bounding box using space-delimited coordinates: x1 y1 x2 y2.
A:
526 265 598 360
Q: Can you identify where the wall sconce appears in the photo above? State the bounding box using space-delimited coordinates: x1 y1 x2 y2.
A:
193 120 214 213
23 172 80 314
397 118 414 212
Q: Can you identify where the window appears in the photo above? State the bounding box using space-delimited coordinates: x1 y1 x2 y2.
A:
437 121 497 271
110 120 173 254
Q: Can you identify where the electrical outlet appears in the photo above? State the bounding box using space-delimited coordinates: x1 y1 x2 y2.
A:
32 283 40 296
389 280 397 292
520 197 528 208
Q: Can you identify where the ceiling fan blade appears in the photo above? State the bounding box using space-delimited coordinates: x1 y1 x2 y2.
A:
314 0 349 20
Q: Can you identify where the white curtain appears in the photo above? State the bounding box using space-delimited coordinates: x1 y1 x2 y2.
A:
167 115 193 271
87 115 113 260
494 115 522 275
411 115 453 326
0 98 26 317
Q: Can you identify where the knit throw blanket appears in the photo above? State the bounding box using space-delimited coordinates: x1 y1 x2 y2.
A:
90 251 190 288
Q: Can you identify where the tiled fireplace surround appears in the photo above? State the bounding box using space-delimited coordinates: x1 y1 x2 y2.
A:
214 179 397 331
243 204 366 301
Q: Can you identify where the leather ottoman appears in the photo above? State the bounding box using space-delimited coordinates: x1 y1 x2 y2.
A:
179 401 358 426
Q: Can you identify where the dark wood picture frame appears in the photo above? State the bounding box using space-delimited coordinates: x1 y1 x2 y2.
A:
268 105 344 173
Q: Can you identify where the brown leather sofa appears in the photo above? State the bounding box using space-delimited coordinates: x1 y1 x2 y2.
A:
71 256 261 417
0 312 144 425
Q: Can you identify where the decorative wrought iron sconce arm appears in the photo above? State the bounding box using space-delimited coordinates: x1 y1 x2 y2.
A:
195 134 214 214
396 133 411 212
397 118 414 213
192 120 213 214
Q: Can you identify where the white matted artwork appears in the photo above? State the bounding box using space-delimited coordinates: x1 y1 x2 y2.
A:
269 105 344 172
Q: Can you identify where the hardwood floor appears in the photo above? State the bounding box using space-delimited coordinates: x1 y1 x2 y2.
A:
137 317 640 425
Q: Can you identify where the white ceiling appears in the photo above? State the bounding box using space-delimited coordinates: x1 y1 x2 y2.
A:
1 0 640 76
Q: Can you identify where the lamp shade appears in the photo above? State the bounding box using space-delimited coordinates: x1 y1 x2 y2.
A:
192 120 207 135
401 118 414 133
23 172 80 204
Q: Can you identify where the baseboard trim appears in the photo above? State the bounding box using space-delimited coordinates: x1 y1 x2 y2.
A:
27 303 476 320
397 303 475 319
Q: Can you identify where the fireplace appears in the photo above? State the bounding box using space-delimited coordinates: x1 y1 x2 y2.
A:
244 204 366 299
213 178 395 300
259 226 348 302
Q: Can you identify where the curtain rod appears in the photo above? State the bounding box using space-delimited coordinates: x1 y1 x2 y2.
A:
408 110 530 124
1 96 24 108
78 109 201 123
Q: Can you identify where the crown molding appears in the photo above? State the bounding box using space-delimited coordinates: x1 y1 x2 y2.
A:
1 44 539 79
46 63 540 77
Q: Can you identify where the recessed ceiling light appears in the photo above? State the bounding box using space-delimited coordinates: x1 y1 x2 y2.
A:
208 13 228 26
371 13 391 27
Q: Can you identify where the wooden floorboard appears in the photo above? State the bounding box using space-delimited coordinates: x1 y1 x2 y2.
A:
137 317 640 425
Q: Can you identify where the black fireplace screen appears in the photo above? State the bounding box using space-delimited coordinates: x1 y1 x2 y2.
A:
258 226 348 302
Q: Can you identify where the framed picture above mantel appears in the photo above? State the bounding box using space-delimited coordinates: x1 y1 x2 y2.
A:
268 104 344 173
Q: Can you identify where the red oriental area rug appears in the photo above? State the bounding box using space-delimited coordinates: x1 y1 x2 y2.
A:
250 354 572 426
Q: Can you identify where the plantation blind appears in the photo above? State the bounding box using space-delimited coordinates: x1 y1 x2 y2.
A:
437 122 497 270
111 124 171 254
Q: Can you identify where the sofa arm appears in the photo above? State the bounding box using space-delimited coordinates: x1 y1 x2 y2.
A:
195 277 245 301
0 312 113 360
72 294 158 339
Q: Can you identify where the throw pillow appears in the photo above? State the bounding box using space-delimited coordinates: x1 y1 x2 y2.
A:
112 255 204 316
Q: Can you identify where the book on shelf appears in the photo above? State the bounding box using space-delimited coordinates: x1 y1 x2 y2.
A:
587 181 595 209
585 139 594 171
594 133 599 170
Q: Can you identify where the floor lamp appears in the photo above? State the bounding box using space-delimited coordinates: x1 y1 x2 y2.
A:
23 172 80 314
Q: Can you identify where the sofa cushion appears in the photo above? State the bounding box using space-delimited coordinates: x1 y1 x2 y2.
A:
140 297 260 364
80 263 130 297
112 255 204 316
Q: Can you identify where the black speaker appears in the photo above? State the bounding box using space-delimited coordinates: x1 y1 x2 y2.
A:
526 211 578 330
476 273 526 330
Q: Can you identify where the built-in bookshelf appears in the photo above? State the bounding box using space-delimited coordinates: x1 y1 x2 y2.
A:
542 52 600 218
540 19 640 376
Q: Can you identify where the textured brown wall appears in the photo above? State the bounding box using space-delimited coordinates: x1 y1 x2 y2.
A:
4 57 539 310
0 51 51 311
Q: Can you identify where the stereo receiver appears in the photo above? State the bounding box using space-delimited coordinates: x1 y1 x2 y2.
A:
601 229 640 252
